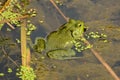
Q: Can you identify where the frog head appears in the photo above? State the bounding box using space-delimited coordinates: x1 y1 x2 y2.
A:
65 19 85 39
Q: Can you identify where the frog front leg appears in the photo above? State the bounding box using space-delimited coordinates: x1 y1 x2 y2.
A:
47 49 77 60
33 38 46 53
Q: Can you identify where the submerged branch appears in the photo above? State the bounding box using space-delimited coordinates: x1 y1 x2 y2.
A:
2 46 19 67
6 22 15 29
84 39 120 80
50 0 69 22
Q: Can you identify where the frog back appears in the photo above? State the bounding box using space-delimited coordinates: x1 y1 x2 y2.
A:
46 31 74 51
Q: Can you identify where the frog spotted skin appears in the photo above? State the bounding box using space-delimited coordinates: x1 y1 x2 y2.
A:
33 19 85 60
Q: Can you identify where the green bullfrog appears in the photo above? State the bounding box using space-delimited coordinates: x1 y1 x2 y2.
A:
33 19 85 60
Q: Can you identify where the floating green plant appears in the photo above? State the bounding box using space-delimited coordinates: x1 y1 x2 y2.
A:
16 66 36 80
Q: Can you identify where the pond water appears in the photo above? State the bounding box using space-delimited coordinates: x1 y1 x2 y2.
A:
0 0 120 80
29 0 120 80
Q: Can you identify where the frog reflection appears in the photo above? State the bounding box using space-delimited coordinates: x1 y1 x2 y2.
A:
33 19 85 60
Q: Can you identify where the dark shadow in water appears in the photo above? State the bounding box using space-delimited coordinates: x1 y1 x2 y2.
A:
59 5 80 20
0 26 21 80
110 10 120 26
90 0 99 4
113 61 120 67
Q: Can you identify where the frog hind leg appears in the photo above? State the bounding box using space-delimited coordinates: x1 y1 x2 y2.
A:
47 49 78 60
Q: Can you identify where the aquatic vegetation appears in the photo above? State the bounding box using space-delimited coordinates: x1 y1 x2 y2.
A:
7 68 12 73
0 0 36 80
0 73 4 77
16 66 36 80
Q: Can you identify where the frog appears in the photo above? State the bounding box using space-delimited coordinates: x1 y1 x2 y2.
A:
33 19 85 60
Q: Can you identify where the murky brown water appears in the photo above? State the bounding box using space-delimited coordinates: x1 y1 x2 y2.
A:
30 0 120 80
0 0 120 80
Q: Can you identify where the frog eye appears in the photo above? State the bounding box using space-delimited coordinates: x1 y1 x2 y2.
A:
78 24 81 27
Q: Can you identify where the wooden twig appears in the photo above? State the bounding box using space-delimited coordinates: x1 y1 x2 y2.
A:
50 0 69 22
0 14 29 30
84 40 120 80
21 19 31 67
2 46 19 67
50 0 120 80
21 19 27 66
0 0 16 29
26 47 31 68
6 22 15 29
0 15 30 24
0 0 11 14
